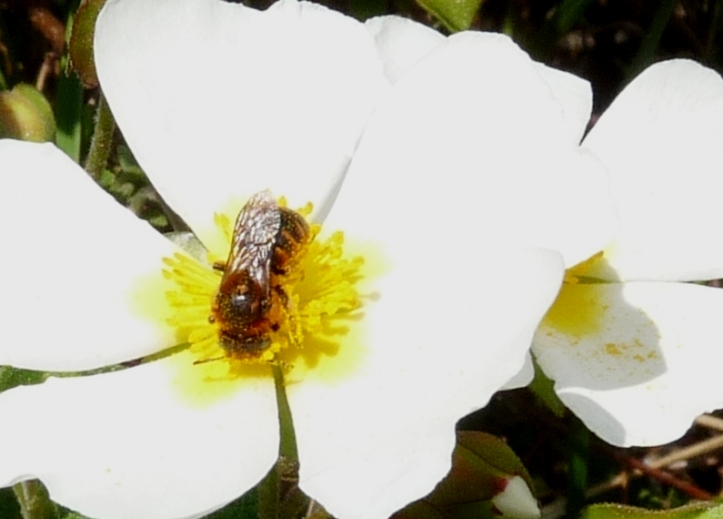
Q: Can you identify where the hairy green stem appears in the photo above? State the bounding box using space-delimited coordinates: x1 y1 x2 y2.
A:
84 92 115 180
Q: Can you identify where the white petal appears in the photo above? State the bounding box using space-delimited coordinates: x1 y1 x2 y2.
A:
0 356 278 519
534 281 723 447
582 60 723 281
294 37 605 514
365 15 444 84
533 62 592 144
363 19 591 141
363 18 593 144
0 140 177 370
95 0 387 247
502 353 535 390
493 476 540 519
335 31 614 268
288 248 564 519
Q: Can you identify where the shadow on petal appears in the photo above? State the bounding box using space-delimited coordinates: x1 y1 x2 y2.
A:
534 257 665 392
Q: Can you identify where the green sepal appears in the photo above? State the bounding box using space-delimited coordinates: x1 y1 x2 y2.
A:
415 0 483 32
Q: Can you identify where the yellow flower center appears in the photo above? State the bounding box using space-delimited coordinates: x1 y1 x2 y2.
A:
541 252 607 337
161 198 365 391
539 253 662 375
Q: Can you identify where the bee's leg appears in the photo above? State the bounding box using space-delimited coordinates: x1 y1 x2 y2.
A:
212 261 227 272
273 284 289 306
273 285 302 346
193 355 226 365
271 265 287 276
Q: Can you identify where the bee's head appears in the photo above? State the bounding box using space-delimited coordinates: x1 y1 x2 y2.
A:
215 271 270 325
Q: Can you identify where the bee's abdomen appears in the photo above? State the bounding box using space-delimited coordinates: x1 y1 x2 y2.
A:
272 207 310 272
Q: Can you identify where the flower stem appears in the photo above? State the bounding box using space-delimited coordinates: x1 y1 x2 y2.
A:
257 464 280 519
273 366 298 462
83 92 115 181
256 367 299 519
12 480 59 519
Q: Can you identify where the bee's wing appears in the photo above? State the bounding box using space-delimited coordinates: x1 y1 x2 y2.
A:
222 190 280 290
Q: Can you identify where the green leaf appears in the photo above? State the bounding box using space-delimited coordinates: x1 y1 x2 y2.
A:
13 480 60 519
415 0 483 32
0 366 48 394
432 431 534 505
582 503 723 519
392 501 446 519
202 488 259 519
532 0 593 58
566 417 589 519
54 67 84 162
458 431 532 481
0 487 21 519
55 6 85 163
348 0 389 21
627 0 676 81
528 358 566 417
542 0 593 38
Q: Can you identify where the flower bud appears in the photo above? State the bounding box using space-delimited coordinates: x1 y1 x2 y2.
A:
392 432 541 519
0 84 56 142
492 475 541 519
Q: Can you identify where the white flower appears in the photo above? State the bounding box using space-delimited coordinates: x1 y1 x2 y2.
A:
0 1 613 518
532 60 723 447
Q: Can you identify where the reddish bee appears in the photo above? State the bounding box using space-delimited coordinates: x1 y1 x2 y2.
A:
209 190 310 357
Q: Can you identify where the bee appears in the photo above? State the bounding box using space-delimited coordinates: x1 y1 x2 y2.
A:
209 190 310 357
